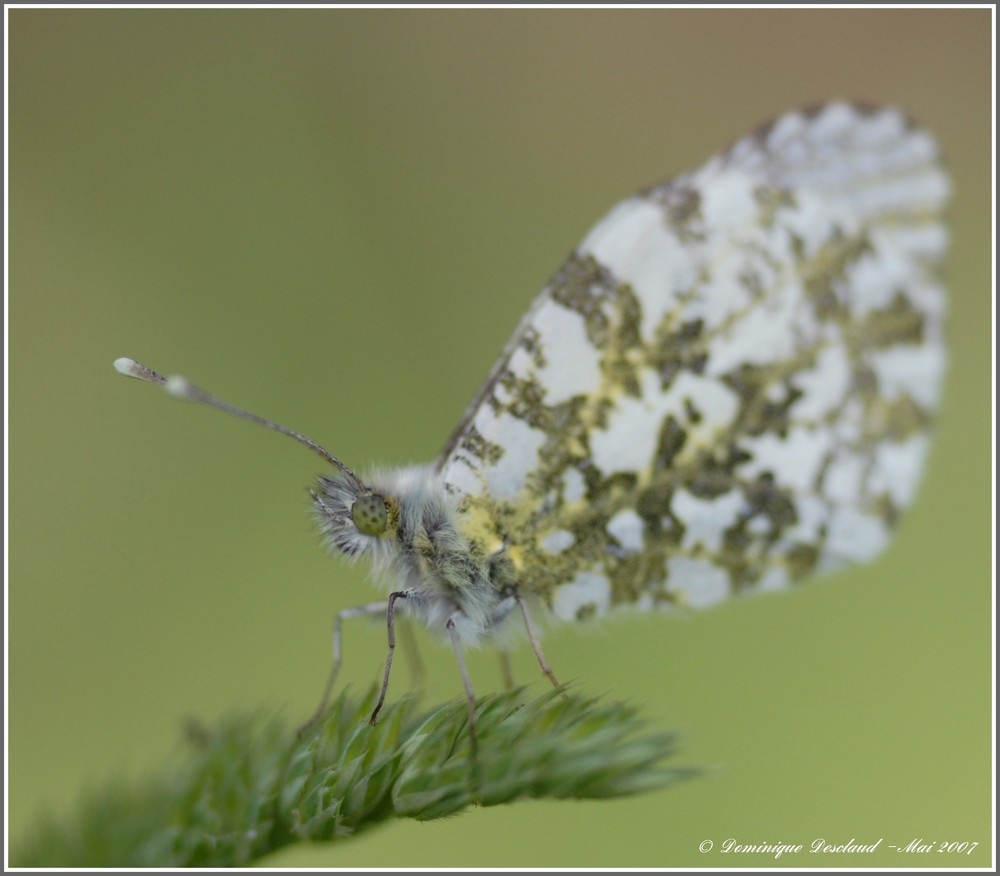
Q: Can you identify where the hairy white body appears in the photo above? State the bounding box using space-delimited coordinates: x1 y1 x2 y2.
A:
314 464 520 646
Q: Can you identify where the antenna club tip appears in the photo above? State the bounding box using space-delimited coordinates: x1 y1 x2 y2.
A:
114 357 168 385
113 357 141 376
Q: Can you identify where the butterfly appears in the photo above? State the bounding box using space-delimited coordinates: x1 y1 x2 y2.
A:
116 101 949 751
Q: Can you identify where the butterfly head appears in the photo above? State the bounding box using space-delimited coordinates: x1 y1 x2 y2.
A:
311 473 402 559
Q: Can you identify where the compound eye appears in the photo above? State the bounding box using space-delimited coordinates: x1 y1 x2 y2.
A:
351 494 388 537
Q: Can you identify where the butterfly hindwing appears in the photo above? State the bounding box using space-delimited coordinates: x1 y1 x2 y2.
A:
437 102 949 622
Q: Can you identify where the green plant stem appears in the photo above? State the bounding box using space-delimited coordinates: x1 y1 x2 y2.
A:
14 686 695 867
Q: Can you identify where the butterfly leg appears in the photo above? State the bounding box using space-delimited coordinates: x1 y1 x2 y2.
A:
498 649 515 690
297 599 388 737
369 590 409 726
516 594 561 690
446 615 479 762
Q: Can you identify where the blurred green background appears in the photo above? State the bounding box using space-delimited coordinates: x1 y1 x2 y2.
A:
8 8 992 869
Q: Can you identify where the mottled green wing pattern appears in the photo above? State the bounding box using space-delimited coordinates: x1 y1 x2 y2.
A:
438 102 949 622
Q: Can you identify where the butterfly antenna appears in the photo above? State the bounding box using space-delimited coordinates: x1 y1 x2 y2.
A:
113 357 366 491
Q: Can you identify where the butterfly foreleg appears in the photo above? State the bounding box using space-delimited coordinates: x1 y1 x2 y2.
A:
368 590 410 726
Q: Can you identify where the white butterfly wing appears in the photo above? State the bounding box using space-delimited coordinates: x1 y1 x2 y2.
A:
437 102 949 621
